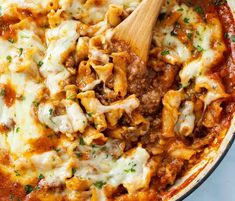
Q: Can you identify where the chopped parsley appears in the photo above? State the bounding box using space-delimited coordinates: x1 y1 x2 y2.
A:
0 89 5 96
87 112 93 117
72 167 77 175
79 137 85 145
76 152 82 158
94 181 106 189
19 48 23 56
184 18 190 23
16 127 20 133
161 50 170 55
34 185 40 191
231 35 235 42
194 6 204 14
14 170 21 176
38 174 44 180
124 161 137 173
196 45 204 52
94 123 98 129
24 185 33 194
19 95 25 101
33 100 39 107
187 33 193 39
49 108 53 115
177 7 184 12
6 55 12 62
38 61 43 67
8 38 14 43
54 148 61 152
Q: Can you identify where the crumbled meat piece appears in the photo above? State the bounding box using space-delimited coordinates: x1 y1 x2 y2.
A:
157 158 184 188
65 56 76 74
141 89 162 114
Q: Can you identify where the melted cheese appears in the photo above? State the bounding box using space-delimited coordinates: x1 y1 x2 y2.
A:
40 20 79 95
0 23 45 79
59 0 140 24
0 1 230 200
195 76 228 107
38 100 88 133
0 73 44 156
179 13 226 86
0 0 58 15
78 91 140 116
162 33 191 64
108 147 151 193
174 101 195 137
74 146 151 193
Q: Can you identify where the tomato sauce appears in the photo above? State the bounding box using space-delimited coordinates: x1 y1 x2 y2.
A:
217 4 235 93
29 136 59 154
0 16 19 40
4 85 16 107
0 172 26 201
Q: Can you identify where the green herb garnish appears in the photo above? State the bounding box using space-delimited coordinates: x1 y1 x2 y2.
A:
194 6 204 14
184 18 190 23
72 167 77 175
24 185 33 194
0 89 5 96
8 38 14 43
38 174 45 180
231 35 235 42
6 55 12 62
161 50 170 55
16 127 20 133
38 61 43 67
19 48 23 56
187 33 193 39
33 100 39 107
196 45 204 52
49 108 53 115
76 152 82 158
94 181 106 189
79 137 85 145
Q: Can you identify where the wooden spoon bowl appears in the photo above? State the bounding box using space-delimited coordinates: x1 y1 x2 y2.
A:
113 0 165 63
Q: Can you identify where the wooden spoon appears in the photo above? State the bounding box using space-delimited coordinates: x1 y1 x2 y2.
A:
113 0 165 63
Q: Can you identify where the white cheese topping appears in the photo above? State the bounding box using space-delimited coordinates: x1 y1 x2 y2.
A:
175 101 195 137
38 100 88 133
40 20 79 95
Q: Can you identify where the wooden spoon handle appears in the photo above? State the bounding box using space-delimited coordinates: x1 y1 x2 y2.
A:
113 0 165 62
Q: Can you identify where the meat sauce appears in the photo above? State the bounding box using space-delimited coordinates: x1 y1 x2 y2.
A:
4 84 16 107
162 0 235 198
0 172 26 201
0 16 19 40
0 1 234 200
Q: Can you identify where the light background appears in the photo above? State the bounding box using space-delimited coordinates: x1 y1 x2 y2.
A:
185 143 235 201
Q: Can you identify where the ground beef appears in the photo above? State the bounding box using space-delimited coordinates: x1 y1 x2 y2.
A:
127 61 149 97
64 55 76 74
156 158 184 188
127 57 178 116
141 89 162 114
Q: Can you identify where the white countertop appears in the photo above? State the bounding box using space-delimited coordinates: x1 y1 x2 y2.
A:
185 142 235 201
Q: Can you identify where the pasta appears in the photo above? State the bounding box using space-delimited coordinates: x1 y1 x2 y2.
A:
0 0 234 200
